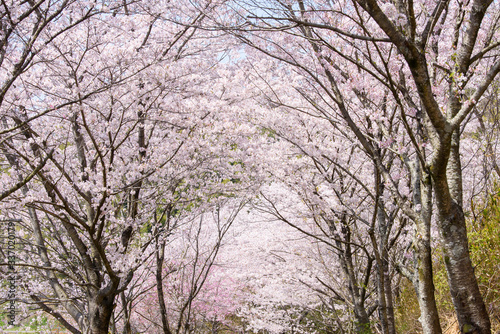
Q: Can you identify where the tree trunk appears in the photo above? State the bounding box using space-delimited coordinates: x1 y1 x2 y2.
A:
447 130 463 206
121 292 132 334
339 219 373 334
88 294 115 334
376 201 396 334
156 238 173 334
434 131 491 334
413 230 442 334
382 256 396 334
437 200 490 334
353 305 372 334
411 163 442 334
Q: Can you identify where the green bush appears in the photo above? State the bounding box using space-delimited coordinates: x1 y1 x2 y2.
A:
468 190 500 330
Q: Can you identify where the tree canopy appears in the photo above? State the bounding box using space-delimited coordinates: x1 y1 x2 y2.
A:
1 0 499 333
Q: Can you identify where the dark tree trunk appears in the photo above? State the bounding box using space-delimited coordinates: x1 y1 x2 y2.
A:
434 130 491 334
88 294 115 334
381 256 396 334
121 292 132 334
156 239 173 334
437 201 490 334
340 220 373 334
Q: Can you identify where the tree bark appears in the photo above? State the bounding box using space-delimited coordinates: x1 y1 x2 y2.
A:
412 166 442 334
382 255 396 334
429 124 490 333
371 210 390 334
156 238 174 334
88 293 116 334
413 228 442 334
436 198 490 334
447 130 463 206
121 292 132 334
376 200 396 334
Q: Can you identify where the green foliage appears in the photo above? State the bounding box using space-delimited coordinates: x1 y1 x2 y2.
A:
394 277 423 333
29 315 48 329
260 127 277 139
468 190 500 330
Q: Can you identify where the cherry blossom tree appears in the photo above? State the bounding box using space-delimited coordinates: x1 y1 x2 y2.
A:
0 1 252 333
217 0 500 332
